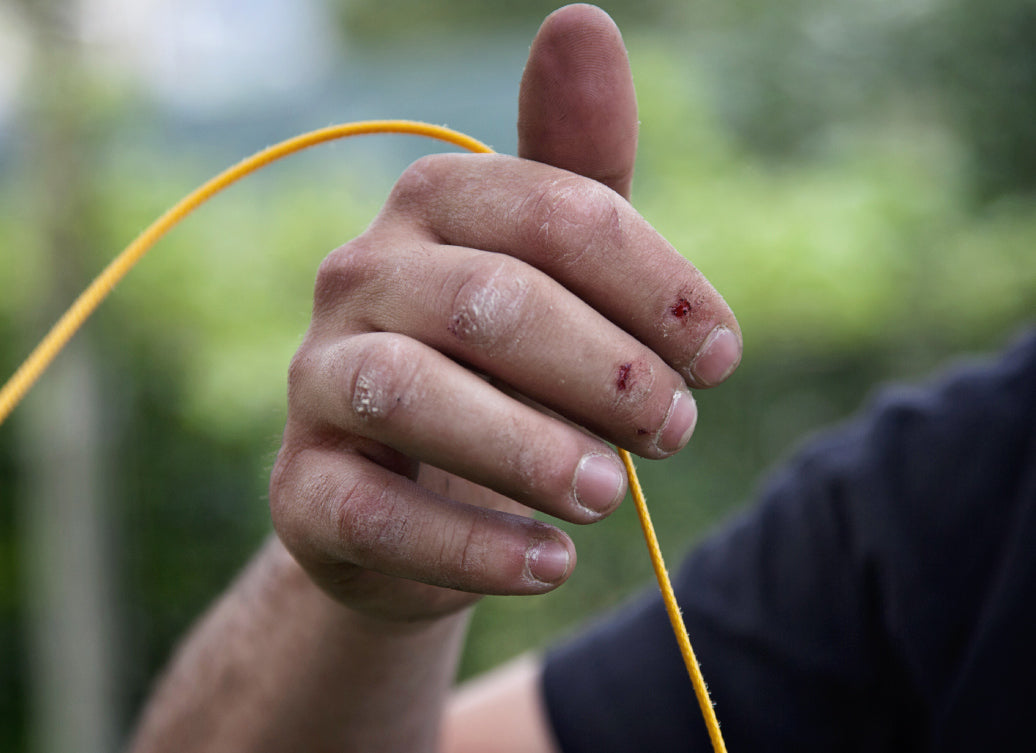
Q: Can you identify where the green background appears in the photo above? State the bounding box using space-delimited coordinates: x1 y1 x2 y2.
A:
1 0 1034 749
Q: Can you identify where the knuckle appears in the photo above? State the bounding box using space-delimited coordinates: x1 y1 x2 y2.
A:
312 238 380 315
330 475 407 563
267 445 334 549
449 514 488 584
267 443 400 570
518 175 624 266
346 336 420 425
608 357 665 427
445 257 532 355
286 343 318 410
498 414 566 503
387 154 450 212
268 444 299 518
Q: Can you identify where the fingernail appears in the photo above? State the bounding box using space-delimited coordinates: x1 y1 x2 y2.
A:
526 539 571 585
573 453 627 517
655 389 698 455
690 325 741 387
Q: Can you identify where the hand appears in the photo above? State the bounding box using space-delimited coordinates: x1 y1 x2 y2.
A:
269 4 741 622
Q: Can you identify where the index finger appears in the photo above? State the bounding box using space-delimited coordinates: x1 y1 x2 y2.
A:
378 153 742 389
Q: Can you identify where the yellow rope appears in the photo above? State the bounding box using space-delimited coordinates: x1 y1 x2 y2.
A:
0 121 492 426
0 119 727 752
620 448 727 752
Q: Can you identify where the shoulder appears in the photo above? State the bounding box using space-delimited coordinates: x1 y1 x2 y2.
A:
541 329 1036 752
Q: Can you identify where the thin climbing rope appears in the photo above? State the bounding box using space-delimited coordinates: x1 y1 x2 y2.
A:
621 447 727 752
0 121 492 426
0 119 727 752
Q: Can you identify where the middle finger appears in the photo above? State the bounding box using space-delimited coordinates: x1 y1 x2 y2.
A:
320 238 697 459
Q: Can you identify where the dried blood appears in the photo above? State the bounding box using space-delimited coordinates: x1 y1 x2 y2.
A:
616 362 633 391
670 297 693 318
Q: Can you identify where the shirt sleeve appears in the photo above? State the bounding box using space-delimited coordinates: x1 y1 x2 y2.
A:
541 331 1036 752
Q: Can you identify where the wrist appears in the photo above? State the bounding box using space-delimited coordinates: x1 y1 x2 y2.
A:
173 535 471 752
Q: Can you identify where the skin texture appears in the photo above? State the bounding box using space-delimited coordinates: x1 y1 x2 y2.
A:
127 5 742 752
271 3 739 622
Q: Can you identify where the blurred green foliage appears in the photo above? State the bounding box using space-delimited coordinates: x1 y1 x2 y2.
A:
929 0 1036 197
336 0 683 40
340 0 1036 199
1 0 1035 748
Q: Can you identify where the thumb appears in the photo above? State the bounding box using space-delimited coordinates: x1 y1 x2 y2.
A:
518 4 638 200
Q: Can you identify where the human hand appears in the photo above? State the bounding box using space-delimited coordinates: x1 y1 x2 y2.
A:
269 4 741 622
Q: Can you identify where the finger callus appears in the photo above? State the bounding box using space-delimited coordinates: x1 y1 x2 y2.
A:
323 233 698 457
292 332 627 522
379 154 742 390
270 445 577 595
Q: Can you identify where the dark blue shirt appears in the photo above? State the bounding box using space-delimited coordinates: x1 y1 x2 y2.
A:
543 330 1036 751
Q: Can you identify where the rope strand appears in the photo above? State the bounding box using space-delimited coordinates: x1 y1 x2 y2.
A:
0 119 727 752
620 448 727 752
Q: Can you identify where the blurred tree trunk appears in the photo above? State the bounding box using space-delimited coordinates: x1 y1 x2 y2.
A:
15 1 120 751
